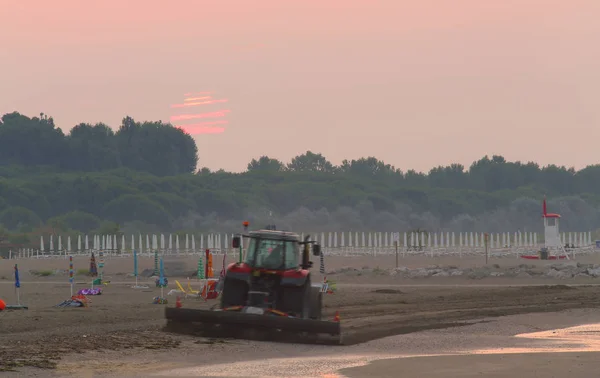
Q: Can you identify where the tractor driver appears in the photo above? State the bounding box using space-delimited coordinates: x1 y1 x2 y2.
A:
263 243 284 269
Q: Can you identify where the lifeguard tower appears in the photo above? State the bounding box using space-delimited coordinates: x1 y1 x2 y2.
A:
521 197 568 260
541 197 568 259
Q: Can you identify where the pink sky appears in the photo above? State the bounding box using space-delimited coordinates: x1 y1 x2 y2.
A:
1 0 599 172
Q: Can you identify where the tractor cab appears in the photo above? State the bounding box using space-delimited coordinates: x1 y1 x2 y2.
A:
244 230 300 270
232 227 321 271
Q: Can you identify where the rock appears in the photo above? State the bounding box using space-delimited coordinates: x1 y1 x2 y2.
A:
433 271 450 277
515 271 532 278
546 269 571 279
141 268 155 278
390 267 410 277
586 268 600 277
525 268 545 276
551 262 577 270
518 264 535 270
450 270 464 276
467 269 489 280
490 271 504 277
409 269 432 278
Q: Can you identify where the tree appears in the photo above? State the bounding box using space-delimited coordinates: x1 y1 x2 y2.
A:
4 110 600 235
66 123 121 171
47 211 102 233
287 151 334 173
339 157 400 178
0 206 42 231
247 156 286 172
428 164 466 189
0 112 68 167
115 117 198 176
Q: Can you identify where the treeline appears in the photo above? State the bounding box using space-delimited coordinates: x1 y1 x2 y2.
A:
1 112 599 193
0 112 600 243
0 112 198 176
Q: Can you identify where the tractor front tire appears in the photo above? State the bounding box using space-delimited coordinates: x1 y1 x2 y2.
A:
220 278 248 309
279 277 311 318
309 286 322 320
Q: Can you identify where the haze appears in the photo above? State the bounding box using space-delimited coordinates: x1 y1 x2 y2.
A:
1 0 598 173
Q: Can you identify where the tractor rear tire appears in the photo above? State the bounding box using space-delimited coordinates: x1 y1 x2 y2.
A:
309 286 322 320
221 278 248 309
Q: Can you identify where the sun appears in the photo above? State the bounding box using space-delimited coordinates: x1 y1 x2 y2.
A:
170 92 230 135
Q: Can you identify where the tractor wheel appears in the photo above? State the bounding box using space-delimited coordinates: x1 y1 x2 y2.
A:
300 280 311 319
279 277 311 318
220 278 248 309
309 286 322 320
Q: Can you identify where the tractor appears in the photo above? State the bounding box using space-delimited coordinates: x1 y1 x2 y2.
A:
164 226 340 344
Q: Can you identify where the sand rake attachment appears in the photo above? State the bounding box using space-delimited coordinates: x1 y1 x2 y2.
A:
164 307 342 345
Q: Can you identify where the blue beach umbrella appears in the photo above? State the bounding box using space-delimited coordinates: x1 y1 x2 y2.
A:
159 257 166 287
14 264 20 288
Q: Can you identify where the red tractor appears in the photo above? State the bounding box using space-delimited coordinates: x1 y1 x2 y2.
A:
165 227 340 344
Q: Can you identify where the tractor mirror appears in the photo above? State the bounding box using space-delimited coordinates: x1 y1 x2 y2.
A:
232 236 241 248
312 244 321 256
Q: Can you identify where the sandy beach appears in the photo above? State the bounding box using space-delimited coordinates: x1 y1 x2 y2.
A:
3 253 600 377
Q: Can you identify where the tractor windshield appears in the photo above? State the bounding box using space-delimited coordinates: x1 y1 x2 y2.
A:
245 238 298 270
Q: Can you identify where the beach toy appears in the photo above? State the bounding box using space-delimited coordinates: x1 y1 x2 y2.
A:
77 288 102 296
0 298 6 311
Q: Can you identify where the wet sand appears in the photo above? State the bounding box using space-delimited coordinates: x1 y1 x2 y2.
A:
341 352 600 378
341 321 600 378
150 310 600 377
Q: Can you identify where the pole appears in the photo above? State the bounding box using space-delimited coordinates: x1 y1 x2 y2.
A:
395 241 398 268
485 233 489 265
205 249 209 278
69 255 74 297
241 221 249 263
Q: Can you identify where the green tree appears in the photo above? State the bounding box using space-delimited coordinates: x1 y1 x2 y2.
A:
247 156 286 172
48 211 102 233
115 117 198 176
0 206 42 231
66 123 121 171
340 157 400 178
0 112 68 167
287 151 334 173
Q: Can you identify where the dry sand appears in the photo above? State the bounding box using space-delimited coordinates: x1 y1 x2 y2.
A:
2 253 600 377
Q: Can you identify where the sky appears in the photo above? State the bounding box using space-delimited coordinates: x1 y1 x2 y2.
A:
1 0 599 173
